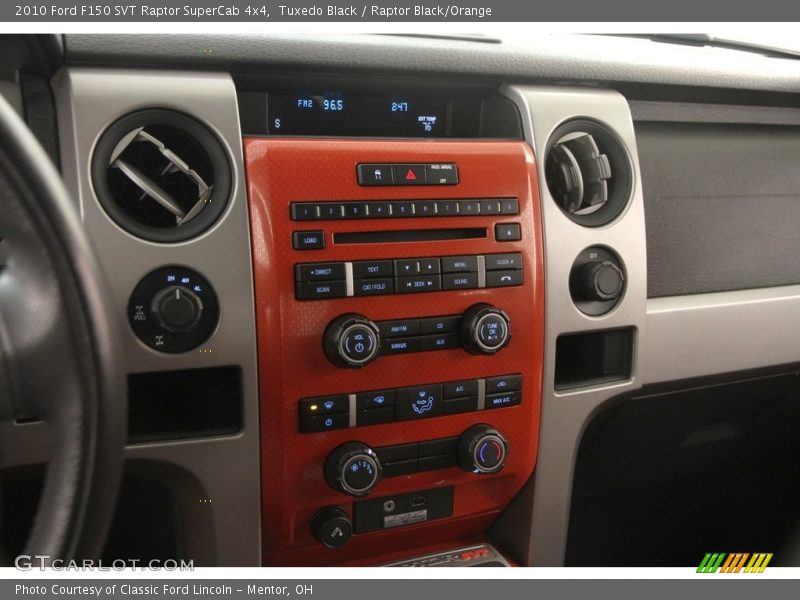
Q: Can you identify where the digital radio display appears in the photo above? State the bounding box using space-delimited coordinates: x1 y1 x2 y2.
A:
267 91 450 137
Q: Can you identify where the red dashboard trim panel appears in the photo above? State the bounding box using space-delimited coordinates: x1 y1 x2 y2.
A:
245 139 544 566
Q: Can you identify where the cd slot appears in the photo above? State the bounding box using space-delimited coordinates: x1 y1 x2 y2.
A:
335 228 486 244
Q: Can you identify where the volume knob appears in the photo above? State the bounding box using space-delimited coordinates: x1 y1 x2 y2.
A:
324 314 381 368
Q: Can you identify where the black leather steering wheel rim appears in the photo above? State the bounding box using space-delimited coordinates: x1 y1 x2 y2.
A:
0 94 125 560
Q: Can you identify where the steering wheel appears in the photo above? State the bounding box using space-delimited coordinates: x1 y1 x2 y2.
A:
0 94 125 560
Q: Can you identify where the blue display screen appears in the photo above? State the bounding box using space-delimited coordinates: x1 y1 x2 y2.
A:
268 91 449 136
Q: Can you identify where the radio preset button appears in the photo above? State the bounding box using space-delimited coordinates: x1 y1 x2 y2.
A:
458 200 481 215
343 202 368 219
435 200 459 215
413 201 437 216
390 201 414 217
479 200 501 214
366 201 392 217
499 198 520 214
290 203 320 221
319 203 345 220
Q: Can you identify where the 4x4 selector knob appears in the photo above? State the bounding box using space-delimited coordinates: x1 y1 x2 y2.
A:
457 424 508 475
460 304 511 355
325 442 382 497
150 285 203 333
324 314 381 368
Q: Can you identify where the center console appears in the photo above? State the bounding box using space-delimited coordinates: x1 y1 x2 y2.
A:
246 139 544 565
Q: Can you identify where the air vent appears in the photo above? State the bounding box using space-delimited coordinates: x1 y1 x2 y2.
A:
544 120 632 227
92 109 231 243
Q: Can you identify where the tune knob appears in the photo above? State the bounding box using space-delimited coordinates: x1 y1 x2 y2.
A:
324 314 381 368
325 442 382 497
457 424 508 475
150 285 203 333
460 304 511 355
576 261 624 302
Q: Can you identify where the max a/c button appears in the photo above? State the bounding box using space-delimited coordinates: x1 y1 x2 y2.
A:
292 230 325 250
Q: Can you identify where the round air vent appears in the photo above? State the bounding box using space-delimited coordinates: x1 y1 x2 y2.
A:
92 109 231 243
544 119 632 227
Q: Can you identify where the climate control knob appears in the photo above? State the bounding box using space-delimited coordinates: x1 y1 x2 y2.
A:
457 424 508 475
460 304 511 355
324 314 381 368
325 442 382 497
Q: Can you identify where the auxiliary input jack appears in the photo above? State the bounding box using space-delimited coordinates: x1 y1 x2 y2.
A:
383 500 396 513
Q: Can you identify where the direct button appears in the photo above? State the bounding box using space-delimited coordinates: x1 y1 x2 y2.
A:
295 262 346 282
292 230 325 250
392 164 427 185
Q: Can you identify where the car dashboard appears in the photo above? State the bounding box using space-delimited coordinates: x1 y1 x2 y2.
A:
1 32 800 567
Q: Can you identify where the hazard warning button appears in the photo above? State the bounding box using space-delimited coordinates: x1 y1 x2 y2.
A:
392 164 427 185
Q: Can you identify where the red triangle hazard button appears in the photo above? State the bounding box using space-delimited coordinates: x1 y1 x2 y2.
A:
405 168 417 181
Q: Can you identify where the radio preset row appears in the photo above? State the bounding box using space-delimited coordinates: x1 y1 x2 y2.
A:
299 374 522 433
295 252 523 300
290 197 519 221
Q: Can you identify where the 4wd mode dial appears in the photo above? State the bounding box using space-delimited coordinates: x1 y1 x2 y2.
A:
128 266 219 353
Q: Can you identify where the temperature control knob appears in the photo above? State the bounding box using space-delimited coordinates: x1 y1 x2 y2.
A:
325 442 382 497
324 314 381 368
460 304 511 355
457 424 508 475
